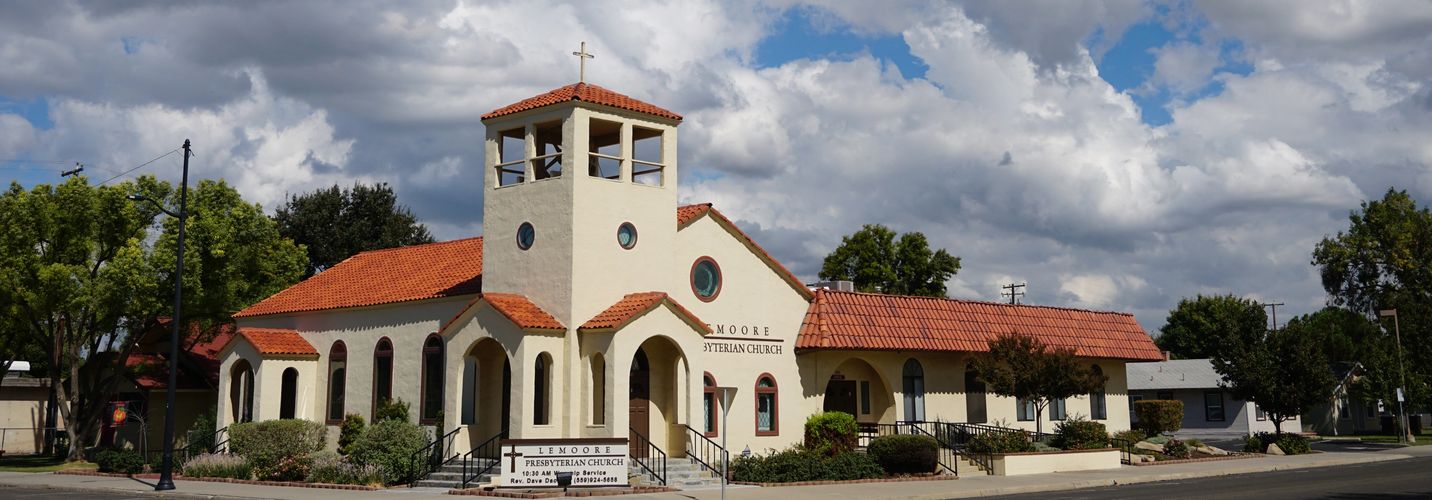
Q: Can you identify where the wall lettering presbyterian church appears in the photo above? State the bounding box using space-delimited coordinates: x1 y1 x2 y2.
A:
216 71 1165 488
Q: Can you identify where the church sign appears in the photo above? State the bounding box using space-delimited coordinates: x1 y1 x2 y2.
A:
500 438 629 488
703 322 785 355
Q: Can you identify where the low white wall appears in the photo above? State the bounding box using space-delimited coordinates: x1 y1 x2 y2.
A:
991 448 1121 476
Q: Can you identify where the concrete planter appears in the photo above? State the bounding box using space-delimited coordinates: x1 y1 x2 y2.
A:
990 448 1122 476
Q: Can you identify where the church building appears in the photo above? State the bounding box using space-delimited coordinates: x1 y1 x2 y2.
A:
216 80 1164 475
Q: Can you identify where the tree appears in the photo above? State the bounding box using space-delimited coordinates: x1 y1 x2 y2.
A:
1210 322 1337 435
972 332 1107 435
1286 308 1400 406
273 182 434 276
819 224 961 297
1313 188 1432 412
0 176 306 460
1156 294 1267 359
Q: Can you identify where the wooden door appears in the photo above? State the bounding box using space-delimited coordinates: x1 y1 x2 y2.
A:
823 380 858 416
629 349 650 457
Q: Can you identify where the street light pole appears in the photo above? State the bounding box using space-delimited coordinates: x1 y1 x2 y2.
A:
155 139 191 491
1379 309 1414 445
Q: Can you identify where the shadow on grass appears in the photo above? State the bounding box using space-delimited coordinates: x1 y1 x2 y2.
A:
0 454 96 473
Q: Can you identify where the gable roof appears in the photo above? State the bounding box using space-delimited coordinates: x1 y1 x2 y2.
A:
234 237 483 318
127 321 237 390
798 289 1163 361
676 203 814 300
482 83 683 122
1127 359 1223 390
581 292 711 334
223 328 319 358
483 293 566 331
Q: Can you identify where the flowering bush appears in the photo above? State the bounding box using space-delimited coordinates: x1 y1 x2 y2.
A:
308 451 385 486
1163 439 1191 459
255 455 312 482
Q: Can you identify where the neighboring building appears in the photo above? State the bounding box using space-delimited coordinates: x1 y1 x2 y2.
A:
1127 359 1295 437
0 362 55 455
216 82 1165 465
106 321 235 453
1303 362 1386 436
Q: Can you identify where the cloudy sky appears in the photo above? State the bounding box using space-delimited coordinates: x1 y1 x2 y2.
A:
3 0 1431 331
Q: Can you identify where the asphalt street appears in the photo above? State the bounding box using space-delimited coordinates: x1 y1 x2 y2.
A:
985 455 1432 500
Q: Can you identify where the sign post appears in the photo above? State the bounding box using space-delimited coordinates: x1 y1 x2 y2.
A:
717 386 737 500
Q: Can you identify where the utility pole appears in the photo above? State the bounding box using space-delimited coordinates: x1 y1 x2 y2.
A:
1378 310 1414 444
1260 302 1285 331
155 140 191 491
60 162 84 177
1001 282 1026 305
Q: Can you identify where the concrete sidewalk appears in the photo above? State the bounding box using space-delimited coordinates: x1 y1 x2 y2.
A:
0 451 1413 500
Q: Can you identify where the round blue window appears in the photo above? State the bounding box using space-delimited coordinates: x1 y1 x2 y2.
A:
617 222 638 249
516 222 535 250
691 257 721 301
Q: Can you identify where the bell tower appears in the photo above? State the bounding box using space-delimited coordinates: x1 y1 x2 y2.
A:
479 78 683 328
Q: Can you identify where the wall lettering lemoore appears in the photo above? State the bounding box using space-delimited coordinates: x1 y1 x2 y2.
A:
703 322 784 355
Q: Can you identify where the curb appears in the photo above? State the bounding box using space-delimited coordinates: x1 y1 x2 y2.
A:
0 481 248 500
921 453 1411 499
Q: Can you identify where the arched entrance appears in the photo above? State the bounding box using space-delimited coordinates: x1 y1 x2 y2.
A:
229 359 255 423
462 338 512 446
628 336 687 456
823 357 894 423
964 362 986 423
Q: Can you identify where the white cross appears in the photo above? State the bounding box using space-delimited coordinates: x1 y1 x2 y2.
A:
572 41 595 83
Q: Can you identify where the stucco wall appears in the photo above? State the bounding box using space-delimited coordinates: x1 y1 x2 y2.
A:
1129 388 1297 436
991 449 1121 476
0 384 52 454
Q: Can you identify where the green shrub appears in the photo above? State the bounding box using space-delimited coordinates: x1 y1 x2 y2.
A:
182 453 251 479
228 419 326 480
1274 434 1310 455
1110 428 1146 444
822 451 884 480
346 419 430 485
1144 435 1170 445
867 434 937 474
1133 400 1183 436
187 410 218 454
803 412 858 456
1051 417 1108 450
338 414 365 455
729 448 884 483
95 448 145 474
307 451 386 486
1243 435 1263 453
374 398 411 423
1163 438 1190 459
1185 438 1204 448
966 430 1034 454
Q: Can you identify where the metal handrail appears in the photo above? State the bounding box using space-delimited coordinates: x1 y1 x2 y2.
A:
681 424 728 481
183 426 227 460
902 422 959 476
1109 436 1134 464
629 427 666 486
408 426 461 486
460 430 508 489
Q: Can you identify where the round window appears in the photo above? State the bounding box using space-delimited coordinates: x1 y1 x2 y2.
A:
617 222 638 249
690 257 721 301
516 222 535 250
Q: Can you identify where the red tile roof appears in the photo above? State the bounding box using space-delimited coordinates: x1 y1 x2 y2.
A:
676 203 814 300
225 328 319 357
482 83 683 122
484 293 566 331
798 290 1163 361
126 321 236 390
234 237 483 318
580 292 712 334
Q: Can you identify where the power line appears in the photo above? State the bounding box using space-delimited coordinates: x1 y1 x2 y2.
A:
0 159 71 164
98 148 182 186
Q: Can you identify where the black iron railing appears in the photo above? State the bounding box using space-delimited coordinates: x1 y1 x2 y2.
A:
901 421 959 476
408 426 461 486
682 424 728 481
933 421 1027 475
1109 436 1134 465
856 422 906 448
183 426 227 460
629 427 666 486
460 430 508 489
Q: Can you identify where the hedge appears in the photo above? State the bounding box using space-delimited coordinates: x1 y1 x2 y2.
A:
228 419 326 481
729 449 884 483
1133 400 1183 436
867 435 937 474
346 419 431 485
803 412 858 456
1051 417 1108 450
94 448 145 474
966 430 1034 454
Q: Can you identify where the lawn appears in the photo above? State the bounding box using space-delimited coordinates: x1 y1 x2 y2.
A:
0 454 97 473
1353 432 1432 446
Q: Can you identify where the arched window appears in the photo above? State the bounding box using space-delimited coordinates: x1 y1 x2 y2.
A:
372 337 394 416
280 368 299 419
327 341 347 424
534 352 552 425
590 354 606 426
903 359 925 422
420 334 444 424
703 373 718 437
964 362 986 424
755 373 778 436
230 359 255 423
1090 364 1107 420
